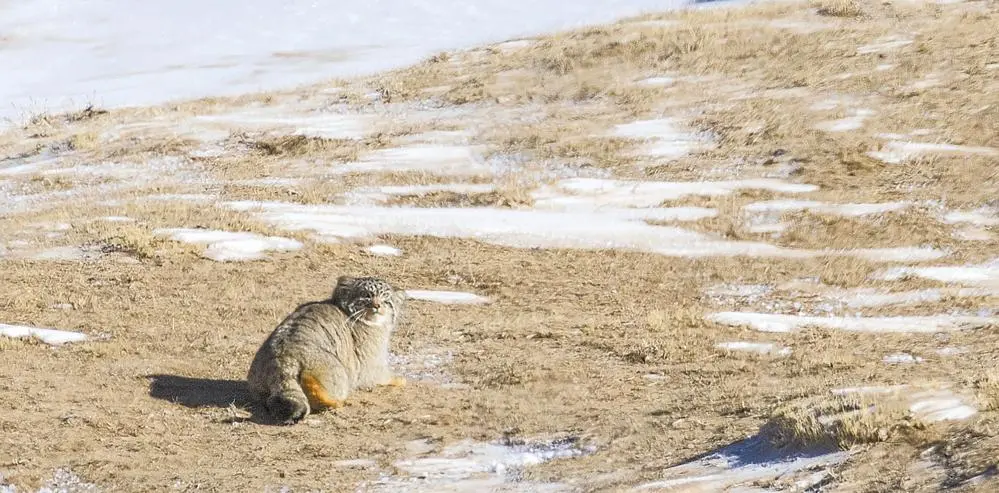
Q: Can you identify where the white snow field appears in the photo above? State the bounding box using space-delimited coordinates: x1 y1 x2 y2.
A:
0 0 698 125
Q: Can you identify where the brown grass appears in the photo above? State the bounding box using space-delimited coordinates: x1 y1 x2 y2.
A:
2 0 998 491
813 0 865 18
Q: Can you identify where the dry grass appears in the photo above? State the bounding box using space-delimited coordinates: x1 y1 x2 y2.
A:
765 394 927 449
2 0 999 491
813 0 866 18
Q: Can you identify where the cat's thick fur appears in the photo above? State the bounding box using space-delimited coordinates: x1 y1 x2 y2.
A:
246 276 406 424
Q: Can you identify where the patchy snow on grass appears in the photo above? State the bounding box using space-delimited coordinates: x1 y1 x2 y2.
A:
365 437 591 493
534 177 818 210
943 209 999 226
831 385 909 396
1 323 88 345
345 183 497 205
405 290 490 305
909 389 978 422
708 312 995 333
31 246 103 261
610 118 714 160
225 200 947 261
715 341 792 356
954 226 992 242
877 258 999 288
154 228 303 261
194 108 370 139
632 432 848 492
815 108 876 132
857 36 913 54
823 287 944 308
847 246 946 263
137 193 218 204
935 347 968 356
334 145 491 176
100 216 135 223
830 385 977 422
365 244 402 256
868 141 998 164
389 348 462 388
636 76 676 87
883 353 924 364
230 177 303 187
809 95 858 111
742 199 908 217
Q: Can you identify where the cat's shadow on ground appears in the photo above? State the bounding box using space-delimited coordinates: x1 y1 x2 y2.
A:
146 374 283 425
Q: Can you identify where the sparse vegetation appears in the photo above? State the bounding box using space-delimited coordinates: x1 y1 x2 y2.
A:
1 0 998 491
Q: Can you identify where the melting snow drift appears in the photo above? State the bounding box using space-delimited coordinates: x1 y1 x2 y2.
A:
406 290 491 305
708 312 995 333
633 432 848 492
223 199 944 262
715 341 792 356
364 437 592 492
154 228 303 261
0 324 88 345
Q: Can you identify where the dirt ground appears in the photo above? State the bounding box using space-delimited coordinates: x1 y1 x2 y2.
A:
2 0 998 491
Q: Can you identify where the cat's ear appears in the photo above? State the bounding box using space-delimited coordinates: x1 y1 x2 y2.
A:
335 275 356 288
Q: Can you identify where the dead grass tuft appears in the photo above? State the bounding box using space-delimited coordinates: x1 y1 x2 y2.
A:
974 372 999 412
765 394 927 449
83 223 174 260
813 0 865 18
389 189 534 209
248 133 390 162
815 256 879 288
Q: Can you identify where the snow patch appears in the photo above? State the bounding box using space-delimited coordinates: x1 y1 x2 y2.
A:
365 437 591 492
943 209 999 226
30 246 102 261
345 183 496 205
230 177 303 187
954 227 992 242
743 199 908 217
857 36 912 54
877 259 999 288
883 353 923 364
715 341 791 356
225 200 946 261
636 76 675 87
406 290 490 305
831 385 909 396
868 141 998 164
195 108 369 139
154 228 303 261
611 118 714 161
815 109 876 132
632 433 848 492
335 145 491 176
534 178 818 210
909 390 978 422
334 459 378 470
708 312 994 333
100 216 134 222
830 385 977 422
365 244 402 256
0 324 88 345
